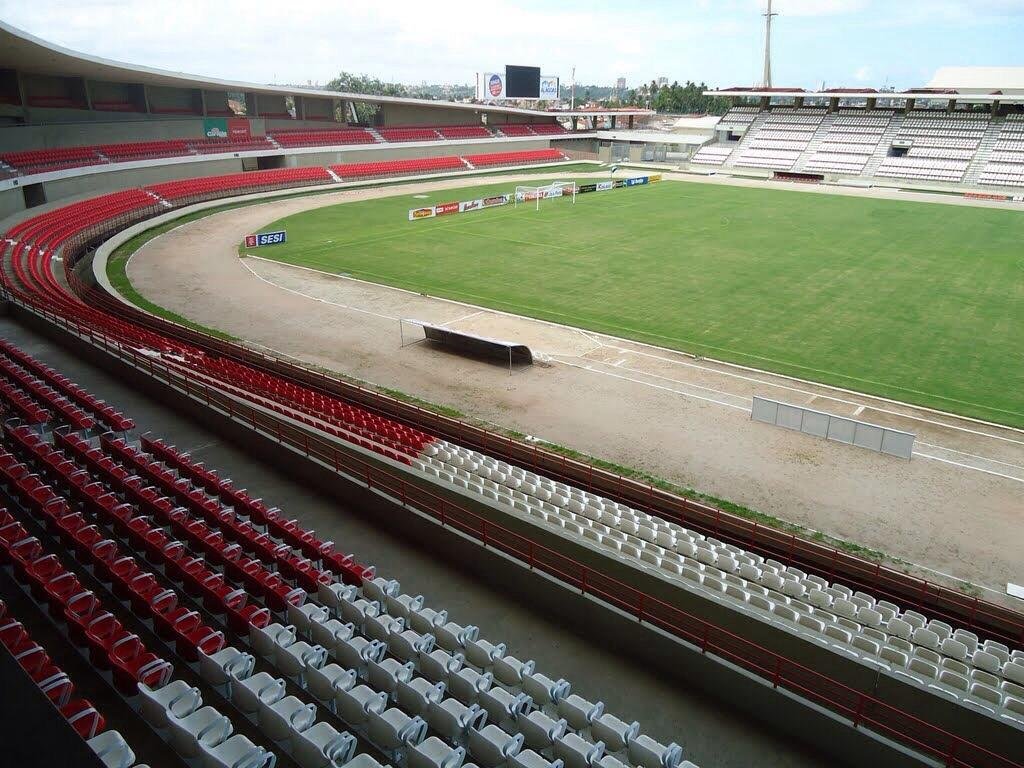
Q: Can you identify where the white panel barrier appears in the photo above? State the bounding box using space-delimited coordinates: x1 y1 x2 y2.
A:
751 396 915 459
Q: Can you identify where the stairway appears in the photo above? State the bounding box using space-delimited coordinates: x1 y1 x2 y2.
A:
962 117 1004 186
721 109 772 169
793 111 838 172
366 127 386 143
861 112 904 179
325 168 342 183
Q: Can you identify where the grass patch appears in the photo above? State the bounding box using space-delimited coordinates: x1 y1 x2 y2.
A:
254 178 1024 427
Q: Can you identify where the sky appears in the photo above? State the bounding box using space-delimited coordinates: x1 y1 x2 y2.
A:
2 0 1023 90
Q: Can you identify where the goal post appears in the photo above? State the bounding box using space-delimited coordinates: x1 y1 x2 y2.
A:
514 180 578 211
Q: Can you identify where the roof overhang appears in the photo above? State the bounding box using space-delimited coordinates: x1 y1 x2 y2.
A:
1 21 652 120
703 87 1024 104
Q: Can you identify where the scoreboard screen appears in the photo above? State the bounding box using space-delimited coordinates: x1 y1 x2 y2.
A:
505 66 541 98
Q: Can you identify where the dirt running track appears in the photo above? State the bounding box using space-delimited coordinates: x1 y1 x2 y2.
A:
126 172 1024 607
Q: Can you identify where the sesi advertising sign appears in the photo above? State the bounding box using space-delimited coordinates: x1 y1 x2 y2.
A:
244 230 286 248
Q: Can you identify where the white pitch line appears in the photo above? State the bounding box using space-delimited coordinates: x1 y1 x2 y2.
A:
915 441 1024 473
583 341 1024 447
555 358 750 412
245 255 1024 443
240 259 401 322
441 310 482 327
911 452 1024 484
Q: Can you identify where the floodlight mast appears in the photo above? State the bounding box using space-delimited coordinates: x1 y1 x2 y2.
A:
762 0 778 88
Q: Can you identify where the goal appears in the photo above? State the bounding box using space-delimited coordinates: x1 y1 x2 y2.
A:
514 180 578 211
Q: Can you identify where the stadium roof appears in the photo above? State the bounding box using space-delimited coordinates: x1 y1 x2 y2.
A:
928 67 1024 94
703 84 1024 103
0 22 652 120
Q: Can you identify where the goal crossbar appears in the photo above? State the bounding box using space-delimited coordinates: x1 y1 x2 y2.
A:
514 180 578 210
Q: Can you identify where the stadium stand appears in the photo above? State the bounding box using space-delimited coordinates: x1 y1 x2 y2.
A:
330 156 466 180
732 108 826 171
268 128 377 147
463 149 568 167
376 127 443 143
436 126 493 140
496 125 539 137
801 110 894 175
144 167 334 202
979 114 1024 187
0 336 700 768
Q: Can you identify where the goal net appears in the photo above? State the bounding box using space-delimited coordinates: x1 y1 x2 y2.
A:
514 180 578 210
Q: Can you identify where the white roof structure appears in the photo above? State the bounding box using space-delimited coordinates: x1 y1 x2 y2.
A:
928 67 1024 95
1 22 652 121
672 115 722 130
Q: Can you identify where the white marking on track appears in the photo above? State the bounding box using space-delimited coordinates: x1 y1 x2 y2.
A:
239 258 401 321
910 452 1024 484
441 310 482 327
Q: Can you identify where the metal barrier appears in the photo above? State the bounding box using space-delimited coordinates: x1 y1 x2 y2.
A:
10 298 1024 768
752 396 916 459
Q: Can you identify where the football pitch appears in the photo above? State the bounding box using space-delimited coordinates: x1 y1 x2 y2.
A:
252 178 1024 428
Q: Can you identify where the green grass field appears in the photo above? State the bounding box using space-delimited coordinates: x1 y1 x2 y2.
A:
252 179 1024 427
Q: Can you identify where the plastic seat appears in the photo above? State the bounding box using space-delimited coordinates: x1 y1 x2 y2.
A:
409 736 466 768
517 710 568 750
278 641 329 681
87 729 136 768
336 636 387 672
591 713 639 752
294 722 357 768
510 751 564 768
233 672 286 714
259 695 318 743
311 619 355 653
421 649 463 684
167 705 233 757
307 661 355 702
200 646 255 688
396 677 446 715
427 698 488 743
627 736 683 768
336 684 388 726
200 734 276 768
368 708 428 760
450 668 493 704
139 679 202 727
557 694 603 730
468 725 525 768
553 733 605 768
493 656 535 687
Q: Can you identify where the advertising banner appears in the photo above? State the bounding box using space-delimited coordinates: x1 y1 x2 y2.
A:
244 230 287 248
408 207 436 221
648 173 663 183
204 117 253 140
435 201 460 216
459 199 483 213
596 181 614 191
577 183 597 194
478 72 506 100
613 179 627 188
626 176 649 186
539 76 560 100
482 194 510 207
543 187 563 199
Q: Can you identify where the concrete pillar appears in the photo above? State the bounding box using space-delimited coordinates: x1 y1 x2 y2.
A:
866 97 876 110
828 97 839 112
628 114 634 129
794 96 804 108
142 84 152 114
571 115 578 130
611 115 617 129
200 89 208 116
760 96 770 109
905 98 915 112
992 100 1001 116
947 99 956 113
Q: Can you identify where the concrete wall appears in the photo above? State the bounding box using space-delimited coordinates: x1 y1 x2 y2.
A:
41 158 243 200
286 139 552 167
0 187 25 220
377 104 487 126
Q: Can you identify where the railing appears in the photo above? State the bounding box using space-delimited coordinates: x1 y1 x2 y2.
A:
79 278 1024 651
9 296 1024 768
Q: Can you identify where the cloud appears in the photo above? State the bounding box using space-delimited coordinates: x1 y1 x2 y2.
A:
854 66 872 81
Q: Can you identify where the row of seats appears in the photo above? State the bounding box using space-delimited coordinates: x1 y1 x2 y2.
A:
0 340 694 768
688 146 734 166
877 157 969 183
0 598 140 767
407 440 1024 728
331 157 466 179
144 167 334 202
978 117 1024 188
2 126 577 175
463 150 567 167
